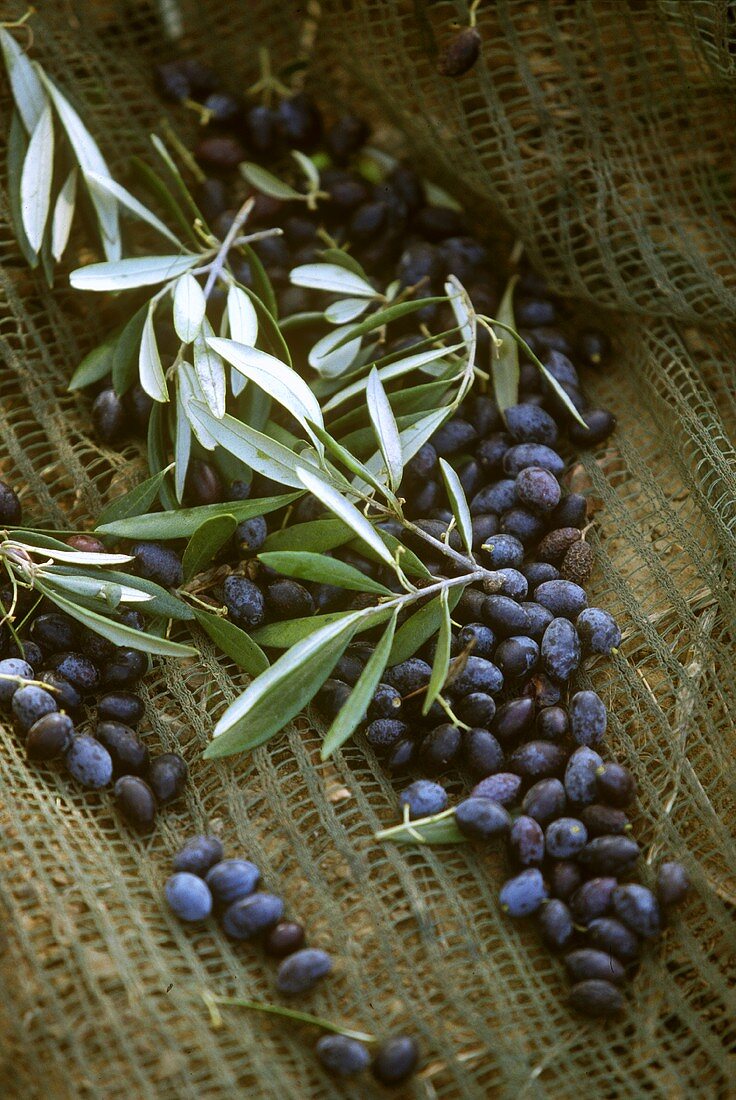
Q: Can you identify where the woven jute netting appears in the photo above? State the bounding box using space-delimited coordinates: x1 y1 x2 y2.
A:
0 2 734 1097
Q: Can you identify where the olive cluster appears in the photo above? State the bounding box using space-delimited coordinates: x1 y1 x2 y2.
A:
165 833 418 1084
0 489 187 831
140 61 690 1020
91 56 610 482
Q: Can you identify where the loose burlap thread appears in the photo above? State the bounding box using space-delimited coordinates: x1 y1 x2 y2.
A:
0 2 734 1097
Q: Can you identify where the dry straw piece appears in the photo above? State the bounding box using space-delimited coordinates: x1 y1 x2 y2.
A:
0 2 734 1097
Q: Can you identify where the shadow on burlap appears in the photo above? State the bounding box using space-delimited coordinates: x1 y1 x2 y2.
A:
0 2 733 1096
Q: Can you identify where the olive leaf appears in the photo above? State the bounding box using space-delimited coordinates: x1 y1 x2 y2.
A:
490 275 519 414
251 611 358 648
96 492 300 539
34 583 196 657
305 422 390 499
187 402 317 489
375 809 467 845
320 609 398 760
204 611 365 757
366 368 403 491
325 296 448 351
51 167 78 262
422 588 451 715
439 458 473 555
308 326 363 378
46 566 194 620
322 344 461 413
112 304 148 395
69 254 197 292
227 284 258 346
296 467 396 570
317 247 371 281
207 339 323 436
174 379 192 503
182 515 237 582
0 28 46 133
324 298 372 325
239 161 304 202
261 518 352 555
290 262 377 298
194 321 226 418
139 301 168 403
96 466 175 526
7 110 39 268
38 69 121 260
258 551 392 595
85 170 183 248
173 271 206 343
68 330 117 391
20 101 54 252
193 608 269 676
389 585 466 666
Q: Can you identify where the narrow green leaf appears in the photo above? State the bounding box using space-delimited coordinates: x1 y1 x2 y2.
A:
139 301 168 402
296 467 395 570
193 608 269 675
96 467 174 526
322 344 461 413
182 515 237 582
258 551 392 595
398 407 452 465
39 70 121 260
174 377 192 503
491 320 588 429
308 326 362 378
318 248 370 280
324 298 371 325
251 611 355 648
194 322 226 417
68 331 117 391
204 613 363 757
96 492 299 539
359 529 434 580
422 588 451 715
35 583 196 657
376 809 467 845
39 572 146 608
150 134 205 229
86 171 182 247
227 284 258 346
112 304 148 396
239 247 279 322
188 403 316 489
367 368 403 491
439 458 473 555
208 339 322 434
130 155 200 247
389 585 465 665
147 400 178 511
173 271 206 343
46 565 194 620
240 161 303 201
321 610 398 759
261 518 351 554
490 276 519 415
0 28 45 132
290 263 377 298
70 254 197 292
51 166 78 262
291 149 320 190
21 102 54 252
327 297 448 351
7 109 38 268
306 422 388 498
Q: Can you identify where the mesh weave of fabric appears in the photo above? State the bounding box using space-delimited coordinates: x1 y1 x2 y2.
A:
0 2 734 1097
